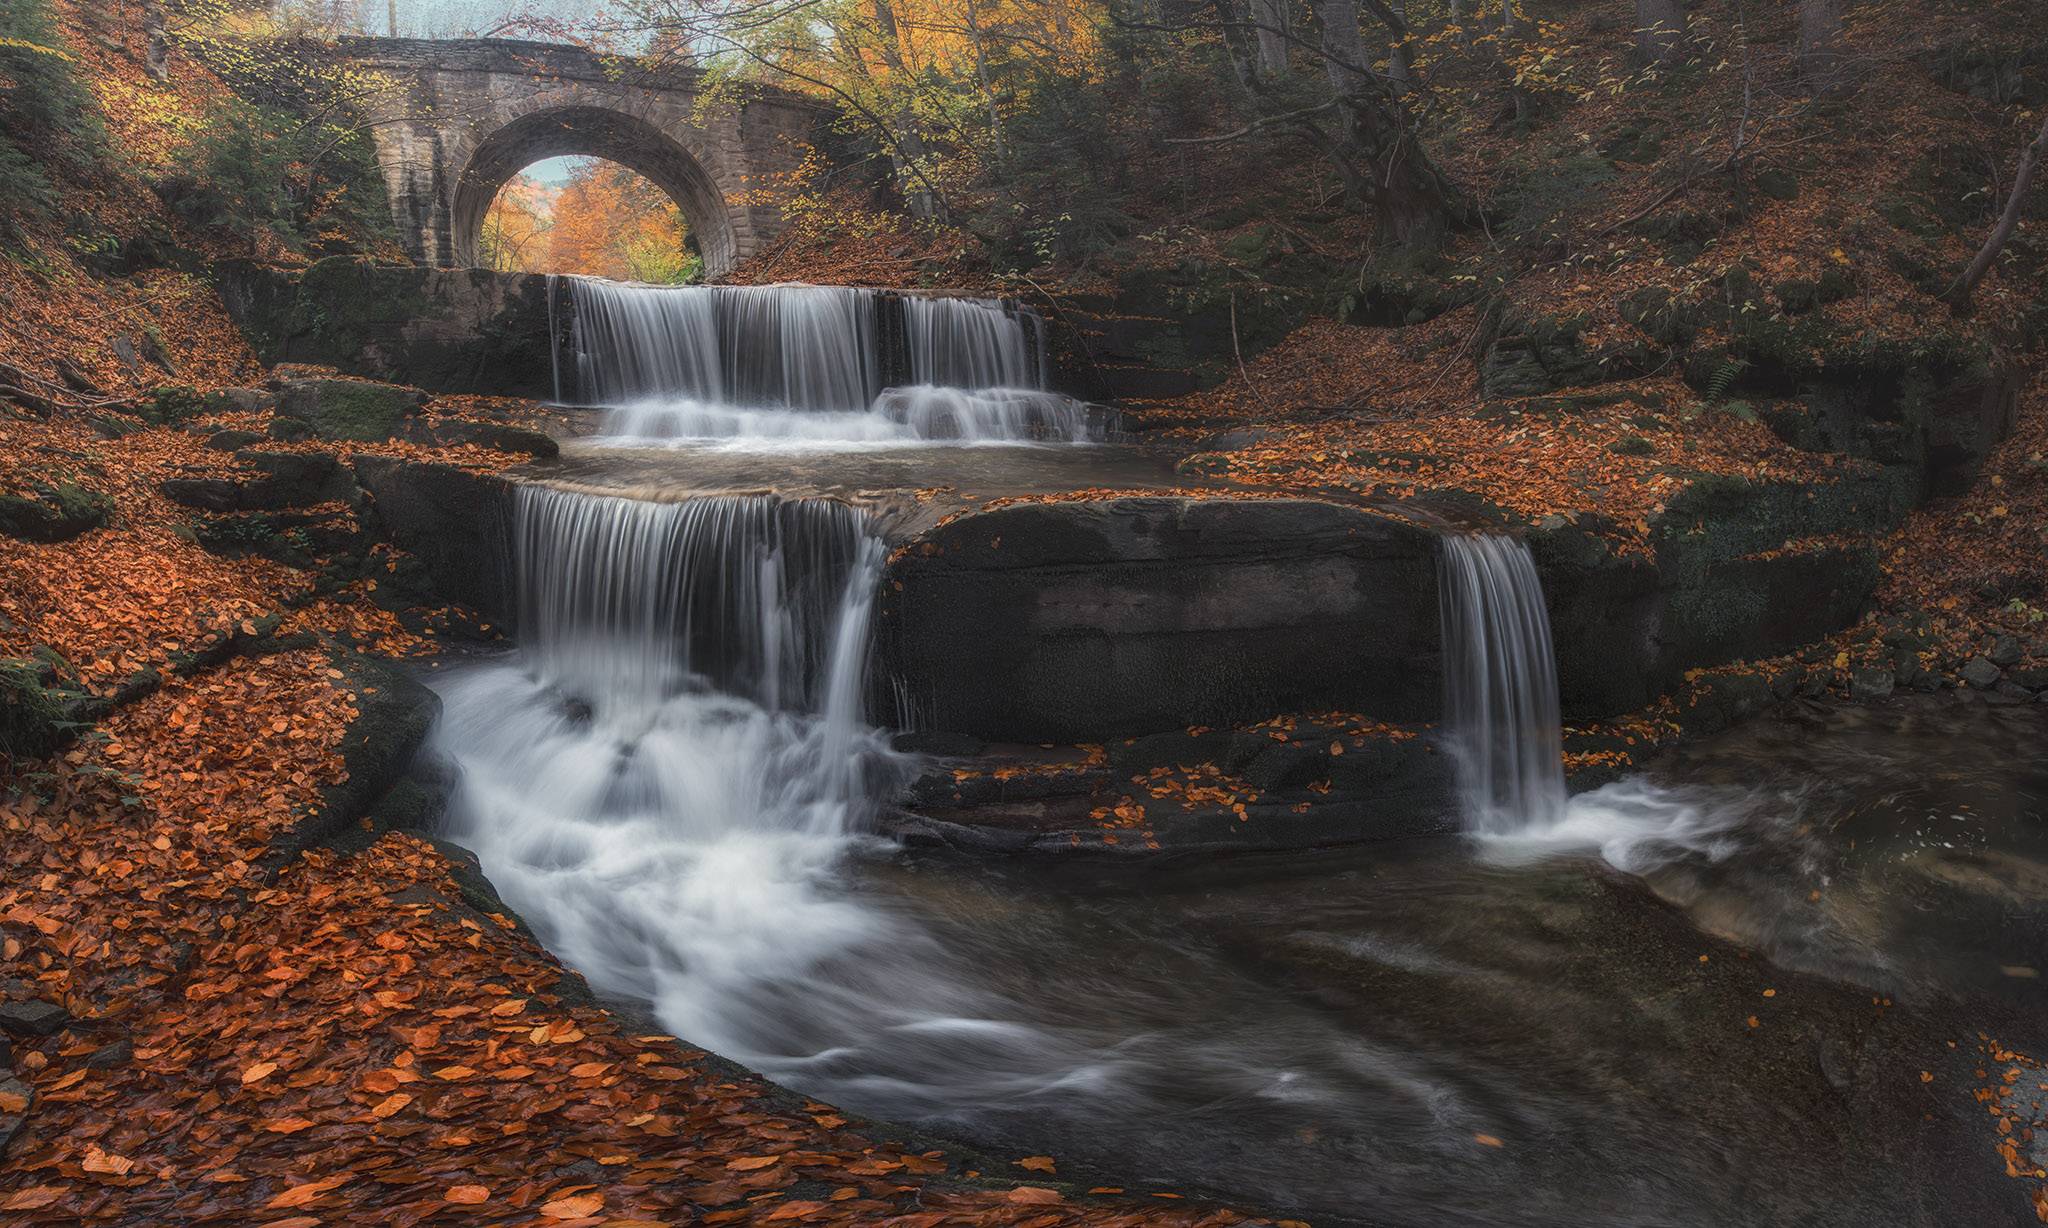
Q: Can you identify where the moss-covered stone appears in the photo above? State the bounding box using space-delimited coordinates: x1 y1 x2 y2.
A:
0 478 113 543
275 378 426 442
0 656 82 760
1754 168 1799 201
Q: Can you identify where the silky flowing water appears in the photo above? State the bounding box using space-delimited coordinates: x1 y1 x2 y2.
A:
432 279 2048 1226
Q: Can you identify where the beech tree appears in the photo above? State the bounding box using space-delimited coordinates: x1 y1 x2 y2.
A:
1798 0 1843 88
1634 0 1686 66
1949 108 2048 313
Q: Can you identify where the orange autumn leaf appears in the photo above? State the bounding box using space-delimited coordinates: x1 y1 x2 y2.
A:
540 1193 604 1218
445 1185 490 1205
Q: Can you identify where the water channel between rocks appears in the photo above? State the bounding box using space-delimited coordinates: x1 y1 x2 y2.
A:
427 278 2048 1227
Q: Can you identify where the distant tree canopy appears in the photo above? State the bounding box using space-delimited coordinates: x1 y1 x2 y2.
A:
572 0 1611 263
479 159 703 283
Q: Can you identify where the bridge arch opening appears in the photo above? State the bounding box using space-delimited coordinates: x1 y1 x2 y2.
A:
453 106 738 277
478 157 705 283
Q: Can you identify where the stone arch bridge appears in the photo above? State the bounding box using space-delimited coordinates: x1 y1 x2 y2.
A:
332 37 826 278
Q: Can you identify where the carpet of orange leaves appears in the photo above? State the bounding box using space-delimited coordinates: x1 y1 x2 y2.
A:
1 395 1276 1223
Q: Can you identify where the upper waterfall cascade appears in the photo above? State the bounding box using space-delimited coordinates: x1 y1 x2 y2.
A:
552 277 1098 444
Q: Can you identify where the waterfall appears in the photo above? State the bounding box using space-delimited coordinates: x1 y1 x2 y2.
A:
1438 534 1567 834
512 485 877 714
433 485 906 1028
555 277 1092 444
564 280 884 410
902 295 1045 390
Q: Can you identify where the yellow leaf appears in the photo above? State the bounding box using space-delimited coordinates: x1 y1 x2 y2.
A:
370 1092 412 1118
241 1061 278 1085
1016 1156 1056 1173
1473 1133 1504 1148
432 1065 476 1081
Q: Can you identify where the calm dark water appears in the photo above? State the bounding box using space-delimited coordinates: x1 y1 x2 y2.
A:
800 699 2048 1226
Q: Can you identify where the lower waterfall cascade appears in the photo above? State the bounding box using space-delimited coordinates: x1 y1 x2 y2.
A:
1437 533 1569 835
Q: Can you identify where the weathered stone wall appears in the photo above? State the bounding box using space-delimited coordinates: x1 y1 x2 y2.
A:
329 38 825 277
214 258 565 398
880 498 1445 742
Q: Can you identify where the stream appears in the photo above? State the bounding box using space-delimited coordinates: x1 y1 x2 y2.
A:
429 279 2048 1226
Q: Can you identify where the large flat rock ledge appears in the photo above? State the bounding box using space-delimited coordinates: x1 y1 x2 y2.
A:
879 497 1444 743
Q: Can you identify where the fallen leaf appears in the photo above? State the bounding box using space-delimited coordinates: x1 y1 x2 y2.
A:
540 1193 603 1218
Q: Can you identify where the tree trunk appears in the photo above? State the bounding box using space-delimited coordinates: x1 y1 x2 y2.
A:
1500 0 1528 38
962 0 1009 162
141 0 168 82
1798 0 1844 89
1317 0 1464 247
1635 0 1687 66
868 0 944 219
1387 0 1412 86
1950 109 2048 312
1321 0 1368 93
1252 0 1289 78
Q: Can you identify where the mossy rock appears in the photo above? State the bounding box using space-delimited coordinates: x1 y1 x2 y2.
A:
142 385 238 426
0 478 113 543
0 656 82 761
1873 194 1945 241
276 378 426 442
1773 279 1821 315
1598 125 1664 164
1608 435 1656 457
1754 168 1799 202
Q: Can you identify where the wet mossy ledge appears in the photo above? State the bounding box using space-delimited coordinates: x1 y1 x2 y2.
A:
354 458 1907 742
213 258 564 399
210 256 1216 404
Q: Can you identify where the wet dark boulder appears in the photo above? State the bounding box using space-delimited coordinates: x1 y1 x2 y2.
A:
882 497 1442 743
0 998 69 1037
417 419 559 459
1532 472 1904 721
259 651 442 875
160 451 351 512
0 1073 29 1157
350 456 518 625
206 428 266 452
